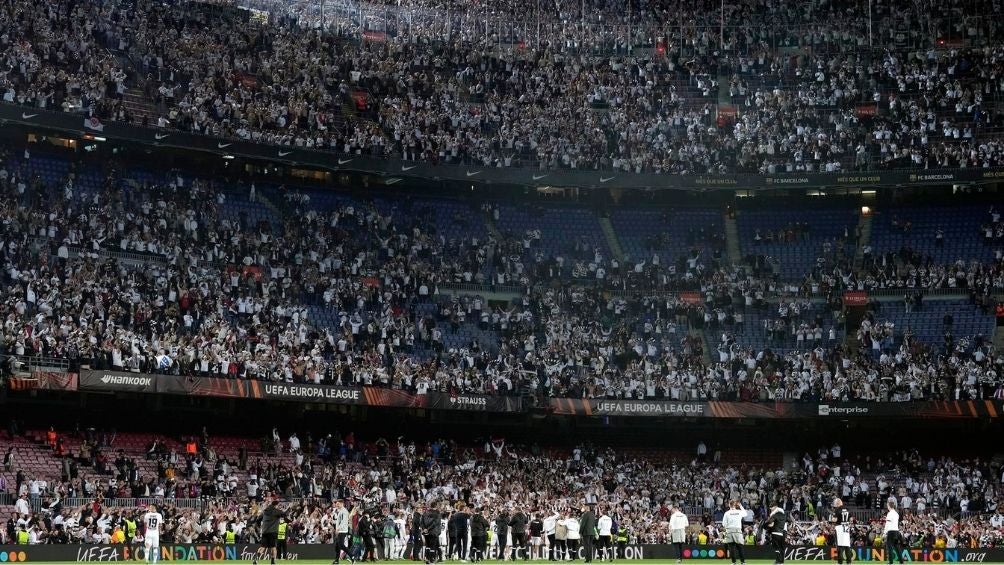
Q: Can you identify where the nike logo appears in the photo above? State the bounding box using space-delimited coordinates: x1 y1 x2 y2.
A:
401 165 417 172
599 176 616 183
21 113 38 119
385 178 403 185
337 158 353 165
278 150 293 157
532 174 549 181
466 171 481 177
217 142 233 149
154 133 169 140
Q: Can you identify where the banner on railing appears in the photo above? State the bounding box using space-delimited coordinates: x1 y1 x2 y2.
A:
10 544 1004 562
549 398 1004 419
7 371 79 391
77 371 523 413
3 103 1003 191
843 290 869 306
61 371 1004 418
244 380 524 412
79 371 247 398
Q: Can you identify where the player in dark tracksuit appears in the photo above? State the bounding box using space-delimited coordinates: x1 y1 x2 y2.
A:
509 511 529 561
471 509 490 563
450 507 470 561
422 506 442 565
495 512 509 561
254 497 286 565
765 504 787 565
411 509 425 562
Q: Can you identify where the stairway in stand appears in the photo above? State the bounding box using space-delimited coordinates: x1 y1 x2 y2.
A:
599 215 625 263
724 209 742 265
853 210 873 268
122 87 159 125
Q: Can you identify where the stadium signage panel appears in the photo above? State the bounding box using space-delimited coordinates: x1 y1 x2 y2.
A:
430 392 521 412
75 371 522 413
6 371 79 391
10 544 1003 562
79 371 157 392
593 400 706 415
843 291 868 306
817 404 870 416
260 383 362 402
2 103 1003 191
58 372 1004 418
551 398 1004 418
77 370 247 398
775 547 993 563
836 175 882 184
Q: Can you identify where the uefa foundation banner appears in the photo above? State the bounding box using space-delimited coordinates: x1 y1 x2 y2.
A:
9 544 1004 562
669 546 1001 563
6 544 330 562
550 398 1004 419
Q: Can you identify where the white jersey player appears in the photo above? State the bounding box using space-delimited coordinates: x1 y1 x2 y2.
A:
143 505 164 564
669 506 689 564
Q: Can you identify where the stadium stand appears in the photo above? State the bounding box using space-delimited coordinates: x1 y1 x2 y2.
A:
0 425 1001 547
1 0 1004 555
3 0 1004 174
0 144 1001 403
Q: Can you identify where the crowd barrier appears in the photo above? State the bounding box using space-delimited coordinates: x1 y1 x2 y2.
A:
5 544 1002 563
12 370 1004 420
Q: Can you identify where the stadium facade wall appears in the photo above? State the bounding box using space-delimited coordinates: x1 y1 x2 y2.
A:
3 103 1003 191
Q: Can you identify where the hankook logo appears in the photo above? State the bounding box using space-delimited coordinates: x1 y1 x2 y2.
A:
100 375 153 387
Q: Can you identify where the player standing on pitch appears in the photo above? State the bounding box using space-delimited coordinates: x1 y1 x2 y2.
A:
765 501 787 565
722 501 746 565
254 495 286 565
669 505 689 565
883 500 905 565
143 504 164 564
830 498 853 565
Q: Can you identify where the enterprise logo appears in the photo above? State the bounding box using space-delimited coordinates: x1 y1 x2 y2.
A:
818 405 870 416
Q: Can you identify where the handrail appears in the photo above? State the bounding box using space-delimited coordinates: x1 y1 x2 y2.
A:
438 282 527 295
31 236 169 266
9 355 71 372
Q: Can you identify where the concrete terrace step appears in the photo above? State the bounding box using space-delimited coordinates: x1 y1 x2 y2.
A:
599 216 625 262
724 210 742 265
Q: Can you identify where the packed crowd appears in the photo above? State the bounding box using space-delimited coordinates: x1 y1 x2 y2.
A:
2 0 1003 173
3 432 1002 549
1 147 1003 401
